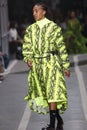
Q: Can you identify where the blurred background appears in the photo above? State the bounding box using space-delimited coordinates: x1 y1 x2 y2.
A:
0 0 87 60
8 0 87 23
0 1 87 130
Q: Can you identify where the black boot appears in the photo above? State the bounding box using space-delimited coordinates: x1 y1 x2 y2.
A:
56 110 64 130
42 124 55 130
42 110 56 130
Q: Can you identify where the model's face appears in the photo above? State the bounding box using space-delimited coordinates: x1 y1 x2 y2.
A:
33 5 46 21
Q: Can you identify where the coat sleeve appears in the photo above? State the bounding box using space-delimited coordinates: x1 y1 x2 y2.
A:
22 26 33 63
55 27 70 70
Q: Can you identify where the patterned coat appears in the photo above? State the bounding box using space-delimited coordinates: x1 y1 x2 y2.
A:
22 18 70 114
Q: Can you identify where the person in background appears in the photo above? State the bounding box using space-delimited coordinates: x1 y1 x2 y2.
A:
0 51 9 70
0 51 9 83
82 14 87 46
64 10 87 53
22 2 70 130
8 21 22 59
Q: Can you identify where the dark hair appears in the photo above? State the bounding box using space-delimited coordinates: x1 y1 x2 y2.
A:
35 2 47 11
34 2 53 20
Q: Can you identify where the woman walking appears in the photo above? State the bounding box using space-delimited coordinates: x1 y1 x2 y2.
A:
22 2 70 130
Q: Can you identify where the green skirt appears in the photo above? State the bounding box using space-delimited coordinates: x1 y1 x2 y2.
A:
25 54 68 114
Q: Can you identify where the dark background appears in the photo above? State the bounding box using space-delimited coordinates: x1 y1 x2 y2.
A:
7 0 87 23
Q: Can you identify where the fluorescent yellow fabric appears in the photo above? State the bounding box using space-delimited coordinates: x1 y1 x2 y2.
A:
22 18 70 114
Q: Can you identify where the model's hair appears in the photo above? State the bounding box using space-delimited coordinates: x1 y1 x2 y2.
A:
34 2 53 20
35 2 48 11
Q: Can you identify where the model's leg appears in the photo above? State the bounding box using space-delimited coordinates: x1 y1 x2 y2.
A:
42 102 57 130
56 109 64 130
49 103 64 130
49 102 57 128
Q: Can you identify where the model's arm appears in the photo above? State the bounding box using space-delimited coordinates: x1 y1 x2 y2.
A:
55 27 70 77
22 26 33 68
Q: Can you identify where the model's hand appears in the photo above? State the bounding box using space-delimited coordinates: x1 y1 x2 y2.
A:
27 60 32 68
64 70 70 77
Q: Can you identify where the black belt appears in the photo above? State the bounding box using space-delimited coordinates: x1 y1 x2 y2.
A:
50 50 59 55
33 51 59 59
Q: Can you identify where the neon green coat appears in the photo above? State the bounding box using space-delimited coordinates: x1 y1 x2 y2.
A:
22 18 70 114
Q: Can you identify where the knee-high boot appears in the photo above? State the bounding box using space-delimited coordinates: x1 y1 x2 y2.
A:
42 110 56 130
56 109 64 130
